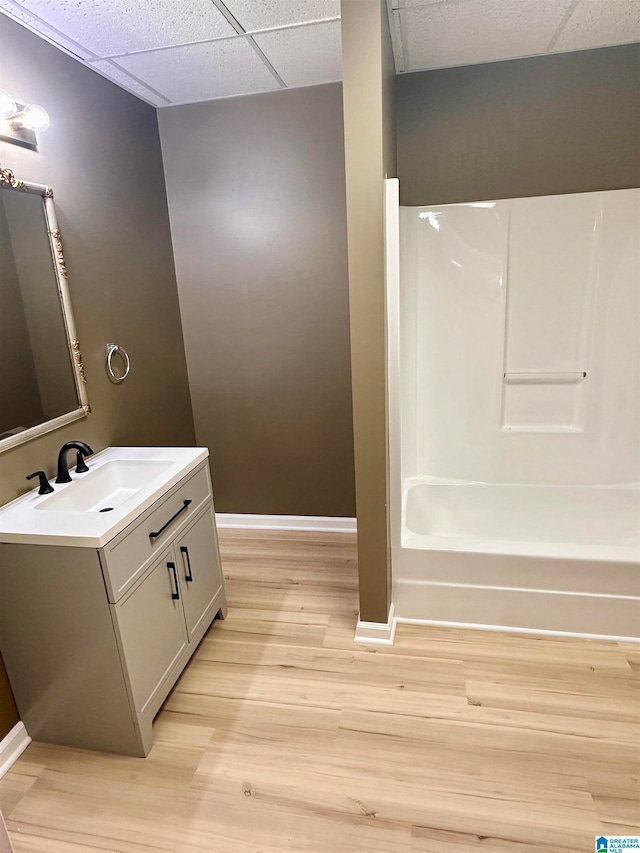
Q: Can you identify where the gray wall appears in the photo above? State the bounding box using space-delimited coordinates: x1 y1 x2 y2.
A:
396 44 640 206
0 15 195 738
159 84 355 517
0 652 17 743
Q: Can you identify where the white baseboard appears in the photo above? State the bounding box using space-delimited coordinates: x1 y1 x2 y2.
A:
0 722 30 780
354 603 396 645
215 514 357 534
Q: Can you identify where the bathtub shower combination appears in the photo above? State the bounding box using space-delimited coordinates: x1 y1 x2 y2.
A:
385 181 640 640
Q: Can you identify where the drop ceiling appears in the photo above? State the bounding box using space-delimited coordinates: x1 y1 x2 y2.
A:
0 0 638 108
388 0 640 74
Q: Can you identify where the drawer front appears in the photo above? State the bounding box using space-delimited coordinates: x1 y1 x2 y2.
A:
101 464 211 602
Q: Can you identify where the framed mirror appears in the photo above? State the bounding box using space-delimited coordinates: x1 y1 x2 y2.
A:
0 164 89 452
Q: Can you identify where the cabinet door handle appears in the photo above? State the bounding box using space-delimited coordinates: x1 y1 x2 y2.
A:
167 562 180 600
180 546 193 582
149 500 192 540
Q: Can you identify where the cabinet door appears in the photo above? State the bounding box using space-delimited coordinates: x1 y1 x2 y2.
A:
175 506 224 639
115 547 188 716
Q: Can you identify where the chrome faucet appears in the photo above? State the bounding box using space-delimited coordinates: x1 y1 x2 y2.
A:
56 441 94 484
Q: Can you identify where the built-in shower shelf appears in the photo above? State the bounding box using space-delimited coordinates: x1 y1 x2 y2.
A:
503 372 587 385
501 371 587 432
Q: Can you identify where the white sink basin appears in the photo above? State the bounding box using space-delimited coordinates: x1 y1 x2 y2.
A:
0 447 209 548
36 460 173 513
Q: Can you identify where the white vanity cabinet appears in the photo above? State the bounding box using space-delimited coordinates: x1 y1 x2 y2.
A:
0 457 226 757
113 503 225 729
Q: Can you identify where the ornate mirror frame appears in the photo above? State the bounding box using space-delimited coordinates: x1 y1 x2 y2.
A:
0 164 89 453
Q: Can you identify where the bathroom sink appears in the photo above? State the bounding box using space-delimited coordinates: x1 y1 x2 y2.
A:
36 459 173 513
0 446 209 547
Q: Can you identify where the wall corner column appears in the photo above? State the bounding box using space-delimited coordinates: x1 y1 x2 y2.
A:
341 0 397 623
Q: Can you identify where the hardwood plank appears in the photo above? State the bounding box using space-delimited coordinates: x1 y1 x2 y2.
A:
14 731 210 794
8 769 411 852
600 821 640 835
619 641 640 674
410 825 584 852
192 639 467 696
207 606 330 648
464 660 639 723
340 700 640 745
0 762 43 821
393 624 636 670
192 751 597 850
592 795 640 828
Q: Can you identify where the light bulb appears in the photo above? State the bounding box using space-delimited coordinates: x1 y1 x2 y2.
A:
0 88 17 119
19 104 50 133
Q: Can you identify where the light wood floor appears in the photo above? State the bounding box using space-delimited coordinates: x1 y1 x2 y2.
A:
0 530 638 852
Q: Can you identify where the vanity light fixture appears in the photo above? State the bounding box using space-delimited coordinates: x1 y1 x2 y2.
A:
0 88 50 150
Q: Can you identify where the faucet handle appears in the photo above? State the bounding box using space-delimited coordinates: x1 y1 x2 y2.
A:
26 471 54 496
75 451 90 474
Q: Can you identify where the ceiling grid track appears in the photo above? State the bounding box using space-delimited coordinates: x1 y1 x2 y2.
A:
244 39 287 90
209 0 286 88
398 7 411 73
386 0 405 73
546 0 583 51
101 58 173 105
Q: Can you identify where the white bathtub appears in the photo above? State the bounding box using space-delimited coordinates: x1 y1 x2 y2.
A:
393 479 640 639
403 480 640 563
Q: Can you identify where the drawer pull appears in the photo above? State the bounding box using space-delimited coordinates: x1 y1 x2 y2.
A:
168 562 180 600
149 500 192 540
180 546 193 582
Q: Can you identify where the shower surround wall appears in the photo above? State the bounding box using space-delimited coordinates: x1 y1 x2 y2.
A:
388 184 640 639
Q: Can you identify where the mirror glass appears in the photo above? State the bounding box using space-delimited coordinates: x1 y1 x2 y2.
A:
0 169 88 449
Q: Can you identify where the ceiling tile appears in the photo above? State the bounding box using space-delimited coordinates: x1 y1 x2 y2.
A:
0 0 96 59
89 59 170 106
6 0 236 57
399 0 574 71
115 38 281 104
253 20 342 88
552 0 640 52
222 0 340 32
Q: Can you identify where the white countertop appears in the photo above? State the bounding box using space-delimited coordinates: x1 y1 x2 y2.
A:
0 446 208 548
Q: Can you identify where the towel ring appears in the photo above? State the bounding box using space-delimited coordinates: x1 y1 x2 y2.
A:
106 343 130 383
